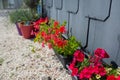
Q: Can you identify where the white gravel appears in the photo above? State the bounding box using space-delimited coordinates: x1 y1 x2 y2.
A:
0 13 72 80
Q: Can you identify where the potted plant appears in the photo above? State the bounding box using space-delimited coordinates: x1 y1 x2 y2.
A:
9 9 41 38
9 9 27 35
53 36 81 69
34 18 81 68
20 21 34 39
68 48 120 80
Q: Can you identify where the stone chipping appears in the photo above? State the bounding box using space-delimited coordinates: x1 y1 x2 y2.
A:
0 11 72 80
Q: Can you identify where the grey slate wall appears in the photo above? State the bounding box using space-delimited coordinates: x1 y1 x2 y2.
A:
45 0 120 66
14 0 23 9
0 0 23 9
0 0 3 9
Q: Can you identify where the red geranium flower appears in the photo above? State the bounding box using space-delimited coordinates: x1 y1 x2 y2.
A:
69 62 78 76
93 65 106 76
41 31 46 37
44 34 51 42
53 37 67 48
94 48 109 58
74 50 84 62
33 17 48 30
71 67 78 76
69 63 75 70
55 29 60 35
89 56 103 66
39 17 48 24
59 26 66 33
79 66 94 79
107 75 117 80
33 23 40 30
117 76 120 80
72 58 77 64
54 21 59 27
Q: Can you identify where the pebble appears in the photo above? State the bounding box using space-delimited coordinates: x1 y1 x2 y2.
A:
0 11 72 80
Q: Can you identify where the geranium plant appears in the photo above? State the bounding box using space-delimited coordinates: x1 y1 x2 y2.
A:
34 18 66 48
69 48 120 80
53 36 81 56
33 18 81 56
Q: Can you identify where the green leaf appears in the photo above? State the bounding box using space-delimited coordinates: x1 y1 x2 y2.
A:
0 58 4 65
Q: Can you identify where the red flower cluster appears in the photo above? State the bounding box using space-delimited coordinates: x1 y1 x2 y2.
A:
74 50 84 62
33 17 48 36
54 21 59 27
53 37 67 48
69 62 78 76
69 48 120 80
79 65 106 79
90 48 110 66
69 50 84 76
79 66 94 79
94 48 109 58
107 75 120 80
59 26 66 33
34 18 67 49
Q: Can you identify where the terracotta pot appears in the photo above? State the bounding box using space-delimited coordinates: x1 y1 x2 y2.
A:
20 22 34 39
18 22 24 28
15 22 22 35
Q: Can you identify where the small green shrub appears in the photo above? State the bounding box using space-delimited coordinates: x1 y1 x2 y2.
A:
9 9 41 23
54 36 81 56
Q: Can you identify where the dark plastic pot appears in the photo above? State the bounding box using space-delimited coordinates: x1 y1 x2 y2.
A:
15 22 22 35
20 23 34 39
53 49 73 69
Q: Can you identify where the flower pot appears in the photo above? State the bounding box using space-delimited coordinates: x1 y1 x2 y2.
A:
15 22 22 35
54 49 73 69
20 23 34 39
